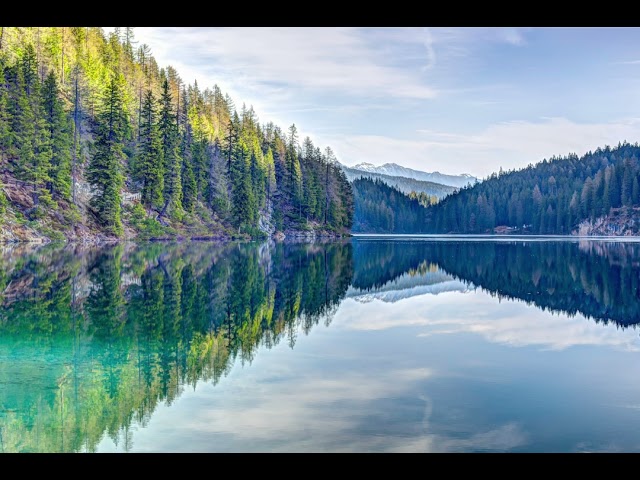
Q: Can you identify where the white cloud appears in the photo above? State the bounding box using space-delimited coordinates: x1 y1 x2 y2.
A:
614 60 640 65
114 28 640 179
500 27 528 46
333 290 640 352
110 360 526 452
387 422 528 453
134 27 436 101
328 117 640 178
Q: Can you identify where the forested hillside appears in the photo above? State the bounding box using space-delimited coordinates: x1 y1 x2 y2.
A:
0 27 353 242
352 178 428 233
424 143 640 235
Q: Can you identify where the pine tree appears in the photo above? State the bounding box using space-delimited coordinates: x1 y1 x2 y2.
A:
231 139 256 230
208 139 231 218
158 77 182 218
621 161 633 207
224 111 239 174
176 85 195 214
181 156 196 214
123 27 136 59
42 70 72 199
609 165 622 208
87 73 130 236
0 62 10 164
286 124 302 218
15 44 53 210
249 137 265 211
264 147 276 209
136 89 164 209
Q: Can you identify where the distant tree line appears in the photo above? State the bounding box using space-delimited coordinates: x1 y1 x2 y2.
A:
351 178 429 233
424 143 640 234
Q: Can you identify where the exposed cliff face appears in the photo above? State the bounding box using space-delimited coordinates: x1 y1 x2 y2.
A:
0 170 120 244
1 167 346 244
257 200 275 237
0 220 48 243
574 207 640 236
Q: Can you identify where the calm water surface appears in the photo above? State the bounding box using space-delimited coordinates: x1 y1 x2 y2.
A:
1 237 640 452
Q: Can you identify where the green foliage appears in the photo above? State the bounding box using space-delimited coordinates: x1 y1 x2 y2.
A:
409 190 438 207
63 204 82 225
159 77 182 217
127 201 147 224
135 89 164 209
86 74 129 236
181 146 197 214
127 202 175 239
0 27 354 239
42 71 72 200
4 45 54 209
0 60 10 162
136 217 170 239
231 139 257 229
40 226 66 242
423 143 640 234
14 211 26 225
352 178 427 233
242 225 268 239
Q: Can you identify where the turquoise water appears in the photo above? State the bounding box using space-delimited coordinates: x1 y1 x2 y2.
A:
1 238 640 452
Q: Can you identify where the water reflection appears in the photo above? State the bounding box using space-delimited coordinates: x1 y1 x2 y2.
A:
0 241 352 452
352 238 640 327
1 238 639 452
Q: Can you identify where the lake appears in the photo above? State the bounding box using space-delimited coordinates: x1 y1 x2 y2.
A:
1 236 640 452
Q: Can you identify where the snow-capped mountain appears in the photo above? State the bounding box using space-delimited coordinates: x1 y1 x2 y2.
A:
341 165 456 199
350 162 477 189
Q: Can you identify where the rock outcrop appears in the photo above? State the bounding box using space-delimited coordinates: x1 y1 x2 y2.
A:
574 207 640 236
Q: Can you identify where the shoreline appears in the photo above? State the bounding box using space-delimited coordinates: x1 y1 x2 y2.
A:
3 232 638 246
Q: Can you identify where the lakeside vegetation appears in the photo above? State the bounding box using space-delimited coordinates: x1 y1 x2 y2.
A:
0 27 353 242
351 143 640 236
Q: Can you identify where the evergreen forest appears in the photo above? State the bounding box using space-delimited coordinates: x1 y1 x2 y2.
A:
0 27 353 241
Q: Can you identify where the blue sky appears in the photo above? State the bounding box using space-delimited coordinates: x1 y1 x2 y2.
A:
124 27 640 178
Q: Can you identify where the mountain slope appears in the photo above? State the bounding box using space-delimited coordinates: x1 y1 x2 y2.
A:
341 165 455 200
351 178 428 233
351 162 477 188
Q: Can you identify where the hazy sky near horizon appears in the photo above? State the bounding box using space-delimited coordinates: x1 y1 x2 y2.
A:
119 27 640 178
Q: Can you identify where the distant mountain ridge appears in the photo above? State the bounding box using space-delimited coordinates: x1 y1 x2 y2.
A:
350 162 477 189
341 165 456 200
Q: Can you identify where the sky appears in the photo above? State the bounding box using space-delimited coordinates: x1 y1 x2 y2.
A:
118 27 640 179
